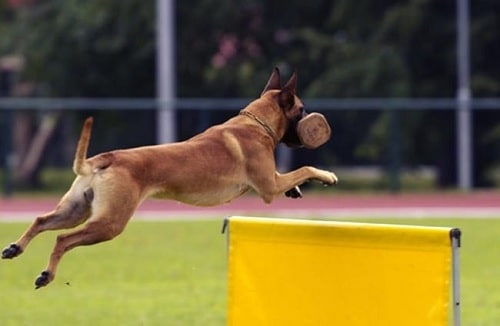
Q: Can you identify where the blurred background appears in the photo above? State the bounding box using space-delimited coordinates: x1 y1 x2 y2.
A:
0 0 499 196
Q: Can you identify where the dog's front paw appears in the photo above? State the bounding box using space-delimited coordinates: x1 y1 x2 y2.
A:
2 243 23 259
285 186 303 199
35 271 52 289
321 171 338 186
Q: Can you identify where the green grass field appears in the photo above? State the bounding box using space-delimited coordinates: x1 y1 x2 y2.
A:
1 217 499 325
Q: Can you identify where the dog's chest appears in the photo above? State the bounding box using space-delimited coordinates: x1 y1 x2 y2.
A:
152 184 250 207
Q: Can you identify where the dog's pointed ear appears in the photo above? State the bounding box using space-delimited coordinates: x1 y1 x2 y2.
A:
278 70 297 110
282 70 297 94
261 67 281 96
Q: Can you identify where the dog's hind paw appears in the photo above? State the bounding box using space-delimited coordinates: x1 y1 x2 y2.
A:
1 243 23 259
35 271 51 289
285 186 303 199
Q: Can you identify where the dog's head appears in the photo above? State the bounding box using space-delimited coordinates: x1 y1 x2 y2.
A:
261 68 306 147
261 68 330 148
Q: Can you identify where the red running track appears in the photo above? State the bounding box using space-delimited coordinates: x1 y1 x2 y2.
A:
1 191 499 220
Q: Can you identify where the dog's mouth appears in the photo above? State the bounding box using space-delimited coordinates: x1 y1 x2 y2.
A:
281 113 306 148
282 112 332 149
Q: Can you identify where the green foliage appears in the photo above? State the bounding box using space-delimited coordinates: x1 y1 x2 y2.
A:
2 0 155 96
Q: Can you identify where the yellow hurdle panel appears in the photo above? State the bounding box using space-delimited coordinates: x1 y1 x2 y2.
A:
226 216 459 326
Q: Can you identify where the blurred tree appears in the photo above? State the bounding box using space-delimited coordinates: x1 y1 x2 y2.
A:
4 0 155 97
0 0 156 187
374 0 500 187
469 0 500 186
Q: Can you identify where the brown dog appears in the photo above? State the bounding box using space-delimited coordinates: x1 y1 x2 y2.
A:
2 68 338 288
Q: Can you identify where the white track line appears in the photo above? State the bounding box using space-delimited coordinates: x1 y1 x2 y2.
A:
1 207 499 222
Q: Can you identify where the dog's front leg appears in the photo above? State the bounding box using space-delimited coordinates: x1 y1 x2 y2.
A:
285 186 303 198
256 167 337 203
277 167 338 193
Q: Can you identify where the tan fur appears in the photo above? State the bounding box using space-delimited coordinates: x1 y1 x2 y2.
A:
72 117 94 175
2 68 338 288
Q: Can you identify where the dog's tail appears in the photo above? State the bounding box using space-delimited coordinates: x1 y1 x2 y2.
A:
73 117 93 176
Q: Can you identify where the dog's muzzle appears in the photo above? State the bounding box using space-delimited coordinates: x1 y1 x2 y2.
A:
296 113 331 149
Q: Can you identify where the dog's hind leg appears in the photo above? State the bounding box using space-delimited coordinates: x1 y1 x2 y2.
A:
34 218 128 289
34 190 140 289
2 188 94 260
